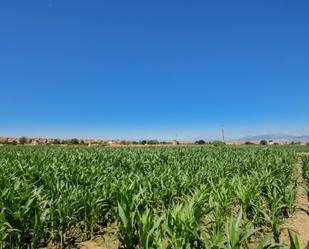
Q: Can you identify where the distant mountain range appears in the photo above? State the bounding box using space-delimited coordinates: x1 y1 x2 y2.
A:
236 133 309 142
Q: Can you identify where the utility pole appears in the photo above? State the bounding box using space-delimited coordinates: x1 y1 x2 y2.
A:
221 124 225 142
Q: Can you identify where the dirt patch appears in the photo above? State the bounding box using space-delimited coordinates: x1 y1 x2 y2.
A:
280 211 309 248
79 237 119 249
280 157 309 248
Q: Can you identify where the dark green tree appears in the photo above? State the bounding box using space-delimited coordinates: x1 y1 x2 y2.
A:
147 140 159 145
260 140 268 145
19 137 28 145
52 139 61 145
195 140 206 145
69 138 80 145
140 140 147 145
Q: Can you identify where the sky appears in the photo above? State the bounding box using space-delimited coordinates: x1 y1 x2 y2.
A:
0 0 309 140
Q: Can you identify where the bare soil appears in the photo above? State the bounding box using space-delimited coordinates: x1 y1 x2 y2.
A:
79 238 119 249
78 226 119 249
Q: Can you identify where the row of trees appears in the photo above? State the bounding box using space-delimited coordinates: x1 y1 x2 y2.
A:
194 140 226 146
194 139 268 145
195 140 309 146
1 137 309 146
0 138 170 146
246 140 309 145
118 140 161 145
0 137 84 146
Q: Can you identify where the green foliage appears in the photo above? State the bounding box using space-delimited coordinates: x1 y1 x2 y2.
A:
18 137 28 145
0 146 299 248
69 138 80 144
225 208 259 249
287 230 309 249
260 140 268 145
53 139 61 144
301 155 309 199
210 141 226 146
138 140 160 145
244 141 253 145
147 140 160 145
195 140 206 145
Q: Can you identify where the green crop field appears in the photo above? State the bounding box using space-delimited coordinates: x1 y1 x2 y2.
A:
301 155 309 195
0 145 307 248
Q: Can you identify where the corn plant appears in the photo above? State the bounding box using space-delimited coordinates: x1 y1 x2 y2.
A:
0 145 300 248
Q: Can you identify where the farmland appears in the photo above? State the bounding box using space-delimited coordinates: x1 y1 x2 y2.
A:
0 145 308 248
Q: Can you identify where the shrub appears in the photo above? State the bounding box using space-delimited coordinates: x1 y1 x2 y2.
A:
195 140 206 145
19 137 28 145
260 140 268 145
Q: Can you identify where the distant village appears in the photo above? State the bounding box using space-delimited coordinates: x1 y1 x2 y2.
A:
0 137 181 146
0 136 308 146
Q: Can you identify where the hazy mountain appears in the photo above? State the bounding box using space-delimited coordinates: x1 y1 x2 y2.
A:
236 134 309 142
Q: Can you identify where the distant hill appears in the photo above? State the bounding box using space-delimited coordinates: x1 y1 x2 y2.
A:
236 133 309 142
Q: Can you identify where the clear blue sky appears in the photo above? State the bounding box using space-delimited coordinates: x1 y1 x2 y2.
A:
1 0 309 140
